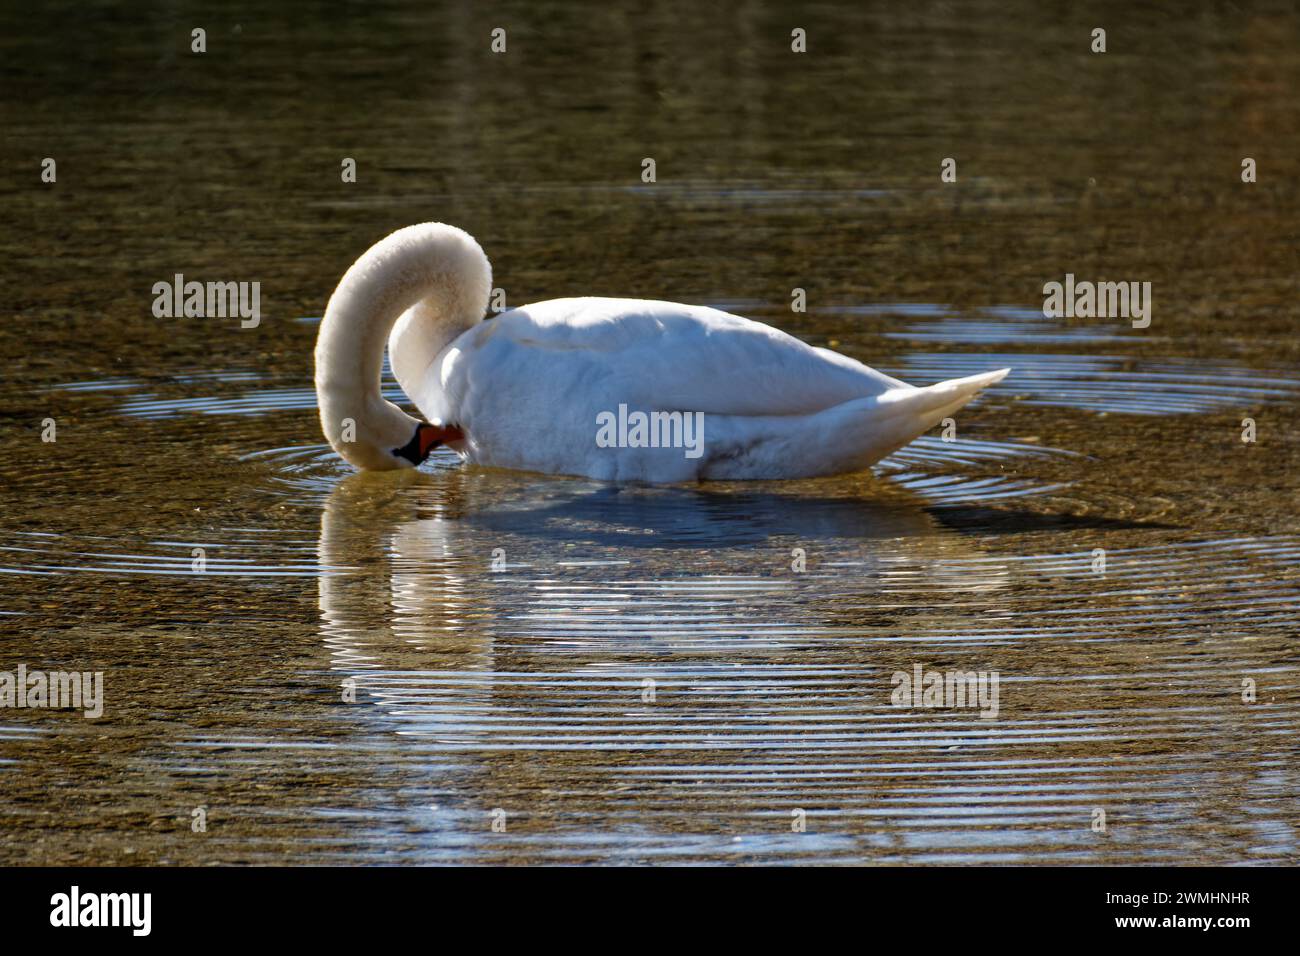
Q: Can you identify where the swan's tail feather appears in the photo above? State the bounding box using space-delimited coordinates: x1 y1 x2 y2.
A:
868 367 1010 457
882 367 1010 422
686 368 1011 480
818 368 1010 475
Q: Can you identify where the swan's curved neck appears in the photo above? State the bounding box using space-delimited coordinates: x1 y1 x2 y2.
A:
314 223 491 468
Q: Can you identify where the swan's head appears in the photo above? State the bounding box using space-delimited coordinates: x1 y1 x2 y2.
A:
318 396 457 471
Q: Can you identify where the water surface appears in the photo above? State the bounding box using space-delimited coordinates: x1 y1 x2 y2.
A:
2 0 1299 864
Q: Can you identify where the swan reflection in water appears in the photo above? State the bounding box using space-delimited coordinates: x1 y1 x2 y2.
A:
316 469 1011 748
313 470 1041 860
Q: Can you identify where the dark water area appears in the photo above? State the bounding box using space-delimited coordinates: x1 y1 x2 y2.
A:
1 1 1298 864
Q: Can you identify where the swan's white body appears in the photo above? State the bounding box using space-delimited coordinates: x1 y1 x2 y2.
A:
315 223 1009 481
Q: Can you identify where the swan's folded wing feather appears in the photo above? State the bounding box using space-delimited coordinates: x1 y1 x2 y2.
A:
484 297 908 417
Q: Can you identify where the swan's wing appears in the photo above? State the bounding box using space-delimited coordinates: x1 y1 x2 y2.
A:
460 297 909 417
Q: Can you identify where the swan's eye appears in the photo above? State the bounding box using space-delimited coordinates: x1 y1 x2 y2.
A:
393 423 441 466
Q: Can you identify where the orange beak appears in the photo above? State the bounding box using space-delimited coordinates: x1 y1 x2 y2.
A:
396 422 466 466
420 422 464 458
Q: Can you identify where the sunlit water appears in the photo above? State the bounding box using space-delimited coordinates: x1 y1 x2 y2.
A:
2 1 1299 864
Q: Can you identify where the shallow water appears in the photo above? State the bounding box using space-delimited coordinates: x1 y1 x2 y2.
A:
2 1 1299 864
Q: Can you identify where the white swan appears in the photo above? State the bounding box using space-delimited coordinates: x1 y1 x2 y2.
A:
314 223 1009 481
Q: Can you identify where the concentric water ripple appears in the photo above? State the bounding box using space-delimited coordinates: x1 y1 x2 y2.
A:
5 381 1298 862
